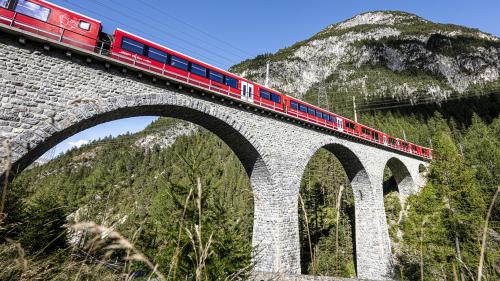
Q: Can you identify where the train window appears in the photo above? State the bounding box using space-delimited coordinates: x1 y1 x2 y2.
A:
346 122 356 129
259 89 271 100
372 132 379 140
170 55 189 71
15 0 50 22
271 93 281 103
299 103 307 112
316 111 322 118
411 145 417 151
147 46 168 64
389 138 396 145
362 127 369 135
290 100 298 109
121 37 145 55
79 21 91 31
0 0 8 8
308 107 315 115
209 69 223 83
190 63 206 77
330 115 336 122
225 76 238 89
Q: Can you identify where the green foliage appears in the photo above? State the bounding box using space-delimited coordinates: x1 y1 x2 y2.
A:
384 191 402 242
397 130 496 280
18 190 68 256
298 149 356 278
0 242 119 281
298 112 499 280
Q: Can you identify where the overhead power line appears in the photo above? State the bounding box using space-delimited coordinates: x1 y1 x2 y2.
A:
133 0 254 59
88 0 241 67
318 84 500 114
63 0 238 69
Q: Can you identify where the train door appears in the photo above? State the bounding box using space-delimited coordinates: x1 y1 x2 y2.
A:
383 135 388 145
240 81 254 102
247 83 254 102
337 117 343 131
241 81 248 102
240 81 247 102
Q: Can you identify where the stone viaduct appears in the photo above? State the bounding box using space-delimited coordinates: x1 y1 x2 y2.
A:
0 28 428 280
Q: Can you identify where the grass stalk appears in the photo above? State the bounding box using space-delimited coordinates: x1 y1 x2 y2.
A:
72 222 166 281
420 217 427 281
477 186 499 281
168 186 193 280
0 141 12 224
335 184 344 276
298 193 315 274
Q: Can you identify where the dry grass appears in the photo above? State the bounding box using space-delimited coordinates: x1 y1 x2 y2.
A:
71 221 166 281
477 186 499 281
298 193 316 274
186 177 214 281
1 140 12 225
0 242 118 280
168 184 193 280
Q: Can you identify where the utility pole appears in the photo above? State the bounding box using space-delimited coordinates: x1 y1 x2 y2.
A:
317 82 330 111
403 130 407 141
352 96 358 123
265 60 270 87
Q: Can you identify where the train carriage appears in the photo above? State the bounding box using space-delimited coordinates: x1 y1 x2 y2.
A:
110 29 242 99
0 0 100 50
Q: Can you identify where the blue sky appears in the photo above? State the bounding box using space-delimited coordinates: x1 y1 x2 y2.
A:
44 0 500 158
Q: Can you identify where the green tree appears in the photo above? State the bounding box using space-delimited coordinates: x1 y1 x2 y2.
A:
399 132 486 280
19 190 67 256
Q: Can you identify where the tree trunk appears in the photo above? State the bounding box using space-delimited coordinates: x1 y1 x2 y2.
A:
452 262 459 281
455 235 466 281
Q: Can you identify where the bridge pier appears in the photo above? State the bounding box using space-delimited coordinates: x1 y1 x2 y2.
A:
356 162 394 279
249 147 303 273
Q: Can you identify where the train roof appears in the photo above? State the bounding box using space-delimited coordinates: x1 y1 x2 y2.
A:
39 0 101 23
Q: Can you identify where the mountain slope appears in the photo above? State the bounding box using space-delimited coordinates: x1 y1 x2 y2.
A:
230 11 500 110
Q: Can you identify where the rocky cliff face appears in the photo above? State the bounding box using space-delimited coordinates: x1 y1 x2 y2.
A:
230 11 500 105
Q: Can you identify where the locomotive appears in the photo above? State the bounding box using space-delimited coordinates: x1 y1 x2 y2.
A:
0 0 432 159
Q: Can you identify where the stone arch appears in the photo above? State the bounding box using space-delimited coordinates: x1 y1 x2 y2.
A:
321 143 372 200
384 157 416 199
0 92 280 272
4 93 268 179
298 142 375 277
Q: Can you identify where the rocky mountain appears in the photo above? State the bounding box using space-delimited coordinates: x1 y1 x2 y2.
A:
230 11 500 109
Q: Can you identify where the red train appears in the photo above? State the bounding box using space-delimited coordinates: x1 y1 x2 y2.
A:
0 0 433 159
